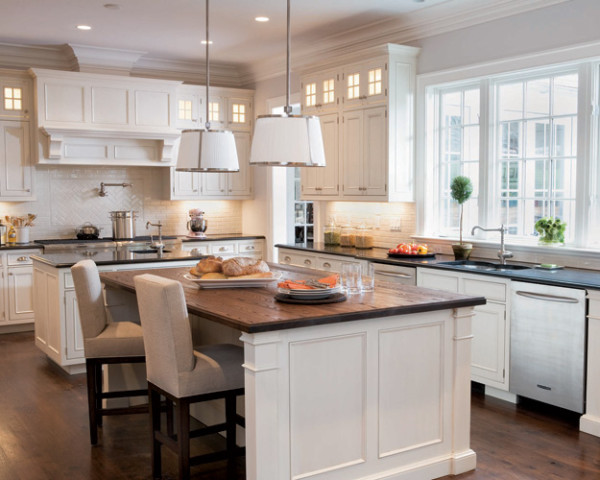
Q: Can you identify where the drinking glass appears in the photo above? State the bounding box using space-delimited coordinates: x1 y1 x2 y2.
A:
361 263 375 292
341 263 362 295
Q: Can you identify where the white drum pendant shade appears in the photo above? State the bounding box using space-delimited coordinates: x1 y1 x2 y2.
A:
176 129 239 172
249 115 326 166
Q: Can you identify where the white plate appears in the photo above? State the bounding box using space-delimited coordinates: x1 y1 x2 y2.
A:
184 272 282 289
278 285 341 299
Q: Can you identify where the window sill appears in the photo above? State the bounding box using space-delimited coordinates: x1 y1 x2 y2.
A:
412 235 600 271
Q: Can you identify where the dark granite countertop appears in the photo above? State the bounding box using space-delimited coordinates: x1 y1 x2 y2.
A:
276 243 600 291
0 243 43 251
31 248 206 268
180 234 265 242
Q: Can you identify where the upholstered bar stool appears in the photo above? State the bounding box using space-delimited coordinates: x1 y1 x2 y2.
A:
71 259 147 445
134 274 245 480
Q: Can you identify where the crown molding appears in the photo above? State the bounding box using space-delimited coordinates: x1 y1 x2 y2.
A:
67 44 146 75
0 43 74 71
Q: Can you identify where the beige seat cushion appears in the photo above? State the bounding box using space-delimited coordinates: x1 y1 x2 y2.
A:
84 321 145 358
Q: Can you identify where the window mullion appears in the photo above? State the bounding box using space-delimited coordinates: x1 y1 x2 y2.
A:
478 79 492 228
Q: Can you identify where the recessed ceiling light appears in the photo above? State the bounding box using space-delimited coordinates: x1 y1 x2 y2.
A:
103 3 120 9
255 16 270 22
77 25 92 31
201 40 213 45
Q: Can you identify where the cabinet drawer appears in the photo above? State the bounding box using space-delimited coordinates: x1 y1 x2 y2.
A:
238 240 263 255
279 250 318 269
181 243 210 255
210 243 237 256
7 251 39 266
316 256 357 273
463 277 506 302
417 269 459 293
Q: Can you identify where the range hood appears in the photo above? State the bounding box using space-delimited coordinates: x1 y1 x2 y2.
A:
30 68 182 167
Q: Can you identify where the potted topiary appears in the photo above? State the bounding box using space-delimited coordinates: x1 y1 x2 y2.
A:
450 175 474 260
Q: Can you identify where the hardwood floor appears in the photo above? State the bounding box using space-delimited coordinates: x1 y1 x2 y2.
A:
1 331 599 479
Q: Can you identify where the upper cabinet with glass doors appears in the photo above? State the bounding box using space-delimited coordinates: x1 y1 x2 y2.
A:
299 44 420 202
0 72 31 120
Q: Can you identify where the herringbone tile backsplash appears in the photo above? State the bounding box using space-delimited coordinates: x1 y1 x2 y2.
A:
0 166 242 239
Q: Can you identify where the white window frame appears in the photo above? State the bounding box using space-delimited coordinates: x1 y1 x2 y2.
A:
416 41 600 251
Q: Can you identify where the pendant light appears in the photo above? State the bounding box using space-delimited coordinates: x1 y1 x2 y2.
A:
176 0 239 172
249 0 326 167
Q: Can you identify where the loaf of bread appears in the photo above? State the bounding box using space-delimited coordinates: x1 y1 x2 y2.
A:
201 272 227 280
222 257 269 277
189 256 223 277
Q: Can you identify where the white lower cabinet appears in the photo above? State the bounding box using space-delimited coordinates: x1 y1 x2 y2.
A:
277 247 364 273
0 249 41 331
417 267 510 391
181 238 264 260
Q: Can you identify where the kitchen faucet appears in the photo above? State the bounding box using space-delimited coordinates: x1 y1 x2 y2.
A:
471 224 513 264
146 221 164 252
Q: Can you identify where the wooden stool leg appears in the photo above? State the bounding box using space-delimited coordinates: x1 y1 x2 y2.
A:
176 399 191 480
166 398 174 437
226 393 237 479
149 386 162 479
86 358 98 445
95 360 103 427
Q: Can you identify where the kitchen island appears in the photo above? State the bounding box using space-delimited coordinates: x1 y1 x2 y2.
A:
101 264 485 480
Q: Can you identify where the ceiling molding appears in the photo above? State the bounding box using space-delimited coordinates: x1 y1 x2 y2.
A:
67 44 146 75
0 43 74 71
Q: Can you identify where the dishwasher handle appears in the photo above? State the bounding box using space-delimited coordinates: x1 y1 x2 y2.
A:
376 271 413 278
515 290 580 304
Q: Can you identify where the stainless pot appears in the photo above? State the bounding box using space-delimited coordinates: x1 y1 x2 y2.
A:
109 210 137 239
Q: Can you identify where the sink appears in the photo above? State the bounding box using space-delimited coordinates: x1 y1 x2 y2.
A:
438 260 531 271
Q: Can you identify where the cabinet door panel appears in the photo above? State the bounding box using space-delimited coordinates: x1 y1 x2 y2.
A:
317 113 339 195
201 171 227 196
91 86 129 125
172 169 201 198
417 269 459 293
471 302 506 385
228 132 252 196
0 121 32 197
134 90 170 127
44 83 85 123
65 290 85 360
7 266 34 322
342 110 363 196
362 106 387 195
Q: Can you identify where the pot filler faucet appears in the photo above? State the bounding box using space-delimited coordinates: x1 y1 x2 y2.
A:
99 182 132 197
471 224 513 264
146 221 164 252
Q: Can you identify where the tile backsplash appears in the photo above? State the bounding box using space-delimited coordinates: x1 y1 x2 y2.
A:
0 166 242 240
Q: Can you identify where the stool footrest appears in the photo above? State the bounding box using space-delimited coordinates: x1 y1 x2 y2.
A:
101 388 147 400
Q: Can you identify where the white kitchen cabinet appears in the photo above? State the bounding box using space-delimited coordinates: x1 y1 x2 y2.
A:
301 112 339 197
0 120 34 200
417 267 511 392
0 249 41 332
301 69 339 115
0 71 32 120
175 86 205 129
581 290 600 437
277 247 364 273
180 238 264 261
299 44 419 202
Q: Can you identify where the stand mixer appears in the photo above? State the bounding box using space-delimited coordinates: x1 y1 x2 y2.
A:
187 209 208 238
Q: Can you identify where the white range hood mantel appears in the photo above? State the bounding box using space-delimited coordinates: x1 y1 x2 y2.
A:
30 68 182 167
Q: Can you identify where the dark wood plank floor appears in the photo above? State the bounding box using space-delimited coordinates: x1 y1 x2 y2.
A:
1 332 599 479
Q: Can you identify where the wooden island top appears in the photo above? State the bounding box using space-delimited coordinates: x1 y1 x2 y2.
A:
99 263 486 333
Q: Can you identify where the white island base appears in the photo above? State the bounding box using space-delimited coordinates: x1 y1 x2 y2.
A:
242 307 476 480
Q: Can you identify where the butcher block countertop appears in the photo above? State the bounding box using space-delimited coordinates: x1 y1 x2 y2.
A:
99 263 486 334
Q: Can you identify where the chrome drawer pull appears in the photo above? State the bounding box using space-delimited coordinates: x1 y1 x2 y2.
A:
322 262 331 268
304 259 312 266
516 291 579 304
377 271 412 278
284 256 291 262
17 256 29 262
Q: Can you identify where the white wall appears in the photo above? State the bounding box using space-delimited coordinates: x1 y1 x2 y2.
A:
412 0 600 75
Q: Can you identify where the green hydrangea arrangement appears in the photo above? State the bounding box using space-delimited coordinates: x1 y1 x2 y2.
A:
534 217 566 244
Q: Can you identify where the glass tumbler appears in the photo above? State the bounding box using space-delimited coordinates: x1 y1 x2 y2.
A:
361 263 375 292
341 263 362 295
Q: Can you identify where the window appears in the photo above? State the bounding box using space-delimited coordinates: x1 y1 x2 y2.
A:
368 68 382 96
305 82 316 107
178 99 192 121
424 62 590 247
323 78 335 104
209 102 220 122
347 73 360 100
231 103 245 124
4 87 22 111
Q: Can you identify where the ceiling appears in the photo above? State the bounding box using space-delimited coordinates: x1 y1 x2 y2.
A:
0 0 454 66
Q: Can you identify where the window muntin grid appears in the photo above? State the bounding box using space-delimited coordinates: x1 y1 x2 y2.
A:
435 87 481 237
178 99 192 120
347 73 360 100
232 103 246 123
368 68 382 96
495 73 578 241
323 78 335 104
209 102 220 122
4 87 22 111
305 83 316 107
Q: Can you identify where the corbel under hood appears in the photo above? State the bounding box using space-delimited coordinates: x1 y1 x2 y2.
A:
30 68 182 167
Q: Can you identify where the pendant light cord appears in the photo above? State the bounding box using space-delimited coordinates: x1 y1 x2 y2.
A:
205 0 211 130
284 0 292 115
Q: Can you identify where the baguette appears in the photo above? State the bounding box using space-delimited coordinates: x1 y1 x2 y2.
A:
222 257 269 277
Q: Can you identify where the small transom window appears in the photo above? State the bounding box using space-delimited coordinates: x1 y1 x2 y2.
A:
305 83 316 107
347 73 360 100
368 68 382 96
178 99 192 120
4 87 22 111
232 103 246 123
323 79 335 104
209 102 220 122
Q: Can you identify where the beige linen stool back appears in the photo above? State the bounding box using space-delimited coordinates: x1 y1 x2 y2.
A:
71 259 147 445
134 273 245 480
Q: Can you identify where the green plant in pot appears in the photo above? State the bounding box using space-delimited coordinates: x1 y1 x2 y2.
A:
534 217 566 245
450 175 474 260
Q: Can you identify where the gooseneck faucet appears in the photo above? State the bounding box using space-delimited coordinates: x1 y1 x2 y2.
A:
146 221 164 252
471 224 513 264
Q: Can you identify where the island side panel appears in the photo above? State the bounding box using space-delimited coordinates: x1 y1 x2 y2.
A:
581 290 600 437
241 307 477 480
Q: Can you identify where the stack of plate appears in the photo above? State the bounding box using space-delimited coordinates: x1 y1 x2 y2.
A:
277 285 342 300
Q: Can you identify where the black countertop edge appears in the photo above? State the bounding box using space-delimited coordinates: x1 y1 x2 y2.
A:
0 243 43 250
181 234 265 242
30 252 206 269
275 243 600 291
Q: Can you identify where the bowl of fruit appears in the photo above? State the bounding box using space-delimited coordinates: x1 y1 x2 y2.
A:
388 243 434 258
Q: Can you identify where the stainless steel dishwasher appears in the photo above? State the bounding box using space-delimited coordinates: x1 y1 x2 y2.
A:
373 263 416 285
510 281 586 413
